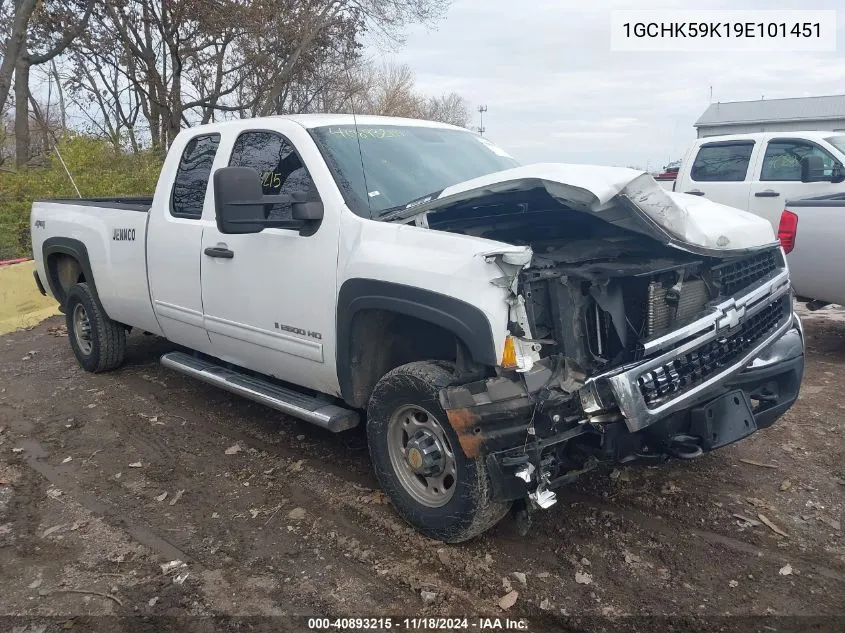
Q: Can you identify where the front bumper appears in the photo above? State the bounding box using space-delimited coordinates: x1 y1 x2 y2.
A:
627 322 804 457
582 269 794 433
441 319 804 503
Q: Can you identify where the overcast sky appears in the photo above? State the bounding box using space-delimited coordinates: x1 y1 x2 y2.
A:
379 0 845 170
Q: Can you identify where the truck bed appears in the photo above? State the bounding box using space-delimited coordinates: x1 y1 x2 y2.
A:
785 192 845 306
39 197 153 212
787 192 845 205
31 198 160 336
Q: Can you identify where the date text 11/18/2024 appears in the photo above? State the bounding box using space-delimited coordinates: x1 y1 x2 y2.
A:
307 617 530 630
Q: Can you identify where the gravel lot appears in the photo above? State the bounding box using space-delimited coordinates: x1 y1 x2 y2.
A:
0 309 843 632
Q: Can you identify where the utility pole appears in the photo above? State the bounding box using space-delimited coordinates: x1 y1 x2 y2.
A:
477 105 487 135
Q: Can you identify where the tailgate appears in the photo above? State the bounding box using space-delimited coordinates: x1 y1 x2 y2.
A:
785 194 845 305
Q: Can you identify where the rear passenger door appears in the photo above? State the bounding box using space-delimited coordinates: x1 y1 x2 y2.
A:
748 138 842 230
682 140 756 212
147 132 220 354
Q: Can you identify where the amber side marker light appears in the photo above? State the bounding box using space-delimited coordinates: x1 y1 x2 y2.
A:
501 335 519 369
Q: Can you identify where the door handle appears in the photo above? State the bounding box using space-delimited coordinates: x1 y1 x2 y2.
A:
204 246 234 259
754 190 781 198
684 190 705 196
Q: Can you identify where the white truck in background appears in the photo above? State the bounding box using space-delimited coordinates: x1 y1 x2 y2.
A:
30 115 805 542
672 131 845 230
673 132 845 231
672 131 845 308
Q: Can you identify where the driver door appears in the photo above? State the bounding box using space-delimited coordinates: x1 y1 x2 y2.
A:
200 126 341 395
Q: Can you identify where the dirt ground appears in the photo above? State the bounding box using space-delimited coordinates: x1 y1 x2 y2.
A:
0 307 843 632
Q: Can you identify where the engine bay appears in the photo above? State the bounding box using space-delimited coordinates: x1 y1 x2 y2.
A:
424 185 796 514
426 193 783 384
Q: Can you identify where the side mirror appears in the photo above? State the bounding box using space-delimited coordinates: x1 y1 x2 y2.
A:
213 167 267 234
213 167 322 235
832 162 845 184
800 155 827 183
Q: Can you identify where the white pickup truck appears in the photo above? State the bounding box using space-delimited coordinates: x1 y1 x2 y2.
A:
673 132 845 308
673 131 845 230
31 115 805 542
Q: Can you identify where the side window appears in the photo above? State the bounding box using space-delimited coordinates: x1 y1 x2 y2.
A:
171 134 221 218
690 142 754 182
761 141 836 181
228 131 318 220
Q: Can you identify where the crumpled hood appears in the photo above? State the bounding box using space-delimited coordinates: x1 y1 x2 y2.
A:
416 163 776 252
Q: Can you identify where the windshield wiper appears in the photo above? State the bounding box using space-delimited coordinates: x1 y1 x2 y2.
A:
376 189 444 219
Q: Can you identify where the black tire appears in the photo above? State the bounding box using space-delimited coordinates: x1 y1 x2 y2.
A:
367 361 511 542
65 282 126 373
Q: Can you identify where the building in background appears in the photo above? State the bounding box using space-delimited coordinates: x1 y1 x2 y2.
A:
695 95 845 138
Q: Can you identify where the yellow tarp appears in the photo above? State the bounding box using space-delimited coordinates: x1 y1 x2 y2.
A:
0 261 60 335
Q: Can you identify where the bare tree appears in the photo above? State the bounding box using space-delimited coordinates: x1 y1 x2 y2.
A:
366 62 423 117
99 0 265 147
0 0 37 117
419 91 469 127
252 0 449 116
345 62 469 126
266 59 469 127
50 59 66 131
18 0 464 158
4 0 94 166
66 45 144 151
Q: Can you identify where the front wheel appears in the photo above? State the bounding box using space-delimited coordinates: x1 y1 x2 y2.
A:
366 361 511 542
65 282 126 373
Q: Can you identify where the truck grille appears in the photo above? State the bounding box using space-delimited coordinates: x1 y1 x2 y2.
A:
714 249 778 297
637 296 789 406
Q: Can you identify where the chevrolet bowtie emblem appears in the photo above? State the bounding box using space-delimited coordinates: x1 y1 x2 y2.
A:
717 304 745 331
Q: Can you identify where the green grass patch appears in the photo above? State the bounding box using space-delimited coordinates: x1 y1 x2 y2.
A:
0 136 163 259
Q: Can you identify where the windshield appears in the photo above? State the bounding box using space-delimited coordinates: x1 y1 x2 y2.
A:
310 124 519 217
826 135 845 156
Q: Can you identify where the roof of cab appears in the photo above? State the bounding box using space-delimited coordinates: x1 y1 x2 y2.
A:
183 114 467 135
696 130 841 144
277 113 466 130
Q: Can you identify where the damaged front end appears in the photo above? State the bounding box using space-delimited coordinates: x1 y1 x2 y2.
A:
424 168 805 511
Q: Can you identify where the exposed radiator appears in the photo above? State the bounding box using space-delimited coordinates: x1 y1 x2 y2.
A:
646 279 709 337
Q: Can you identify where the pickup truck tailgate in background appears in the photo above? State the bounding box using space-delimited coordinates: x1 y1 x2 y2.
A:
786 193 845 306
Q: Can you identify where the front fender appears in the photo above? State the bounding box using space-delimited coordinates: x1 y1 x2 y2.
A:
335 278 498 405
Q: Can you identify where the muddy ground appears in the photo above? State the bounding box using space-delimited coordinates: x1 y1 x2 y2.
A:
0 308 843 632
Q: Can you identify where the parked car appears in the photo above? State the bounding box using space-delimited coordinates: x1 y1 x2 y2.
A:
673 131 845 230
656 160 681 179
654 160 681 191
30 115 805 542
780 192 845 308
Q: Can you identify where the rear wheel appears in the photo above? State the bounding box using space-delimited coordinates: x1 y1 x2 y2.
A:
65 282 126 372
367 361 511 542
